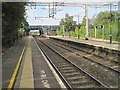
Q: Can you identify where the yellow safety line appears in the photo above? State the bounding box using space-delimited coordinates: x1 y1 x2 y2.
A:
111 66 120 68
7 39 28 89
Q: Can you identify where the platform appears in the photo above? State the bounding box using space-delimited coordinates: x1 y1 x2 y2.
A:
13 36 65 89
2 36 27 88
48 36 119 51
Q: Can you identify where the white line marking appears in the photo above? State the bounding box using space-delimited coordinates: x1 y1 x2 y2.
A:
42 80 50 88
40 70 50 88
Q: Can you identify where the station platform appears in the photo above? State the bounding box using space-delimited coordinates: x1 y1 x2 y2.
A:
48 36 119 51
3 35 65 89
2 36 27 88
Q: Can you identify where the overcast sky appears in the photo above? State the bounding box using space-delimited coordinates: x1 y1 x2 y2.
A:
25 0 119 25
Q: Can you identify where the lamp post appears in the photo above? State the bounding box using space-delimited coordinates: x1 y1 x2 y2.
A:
110 3 112 43
74 15 80 25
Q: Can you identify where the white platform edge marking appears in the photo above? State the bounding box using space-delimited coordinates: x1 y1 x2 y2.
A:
33 37 67 88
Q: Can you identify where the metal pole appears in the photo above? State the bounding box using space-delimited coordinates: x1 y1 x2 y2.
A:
110 3 112 43
95 26 96 38
49 3 50 17
53 2 54 18
63 25 64 37
78 16 80 39
102 25 104 40
78 15 79 25
85 4 89 40
78 27 80 39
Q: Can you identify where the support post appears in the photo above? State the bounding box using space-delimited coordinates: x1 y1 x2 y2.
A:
85 4 89 40
95 26 96 38
102 25 104 40
110 3 112 43
78 15 79 25
63 25 64 37
49 3 50 17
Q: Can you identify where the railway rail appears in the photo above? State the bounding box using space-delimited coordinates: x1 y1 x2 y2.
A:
34 36 113 89
48 39 119 73
40 37 118 88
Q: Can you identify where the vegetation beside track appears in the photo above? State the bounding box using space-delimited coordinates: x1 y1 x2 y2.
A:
56 11 120 41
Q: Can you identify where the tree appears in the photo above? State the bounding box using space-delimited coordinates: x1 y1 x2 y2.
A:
2 2 28 48
59 13 76 32
81 16 93 29
92 11 120 25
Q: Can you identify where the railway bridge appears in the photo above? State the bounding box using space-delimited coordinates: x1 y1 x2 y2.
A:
24 25 60 35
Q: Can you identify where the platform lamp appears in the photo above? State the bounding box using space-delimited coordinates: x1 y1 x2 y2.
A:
103 3 113 43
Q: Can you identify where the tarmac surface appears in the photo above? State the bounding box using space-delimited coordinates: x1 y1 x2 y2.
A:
2 36 27 88
3 36 64 89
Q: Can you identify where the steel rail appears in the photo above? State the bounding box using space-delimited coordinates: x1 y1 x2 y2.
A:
37 38 109 89
34 38 73 90
48 40 120 73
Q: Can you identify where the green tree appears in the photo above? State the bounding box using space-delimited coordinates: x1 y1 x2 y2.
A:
93 11 120 25
59 13 76 32
2 2 28 48
90 11 120 40
81 16 93 29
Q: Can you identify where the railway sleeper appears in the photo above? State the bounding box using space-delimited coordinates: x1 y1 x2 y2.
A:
66 76 86 80
57 64 73 68
58 66 74 70
70 81 98 88
60 70 79 73
63 73 82 77
72 84 100 88
61 71 81 75
67 77 88 82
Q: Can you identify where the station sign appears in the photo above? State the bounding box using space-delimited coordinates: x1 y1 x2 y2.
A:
96 26 103 29
108 25 112 27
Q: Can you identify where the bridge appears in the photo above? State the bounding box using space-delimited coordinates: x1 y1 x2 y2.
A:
25 25 60 30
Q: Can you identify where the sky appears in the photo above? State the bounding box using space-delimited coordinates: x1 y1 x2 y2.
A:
25 0 119 25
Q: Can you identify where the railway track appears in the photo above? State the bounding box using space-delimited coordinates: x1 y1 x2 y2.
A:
37 36 119 88
48 39 119 73
34 37 110 89
50 38 119 63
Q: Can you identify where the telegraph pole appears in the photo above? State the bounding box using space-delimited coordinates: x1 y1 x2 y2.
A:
85 4 89 40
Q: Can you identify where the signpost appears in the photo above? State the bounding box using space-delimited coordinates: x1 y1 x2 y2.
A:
96 26 104 29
